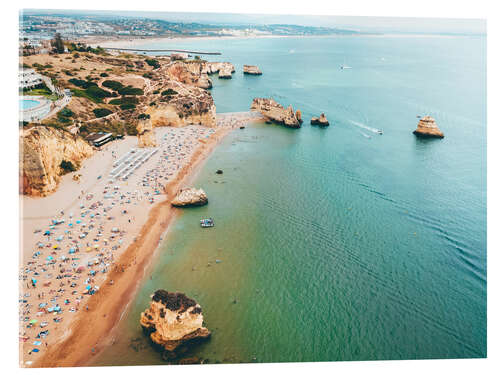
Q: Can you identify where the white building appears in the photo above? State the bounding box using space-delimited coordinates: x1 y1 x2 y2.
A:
19 69 43 89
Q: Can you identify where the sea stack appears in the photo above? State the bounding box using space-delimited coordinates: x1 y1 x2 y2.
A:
171 188 208 207
137 116 157 147
413 116 444 138
250 97 301 128
140 290 211 360
311 113 329 126
243 65 262 75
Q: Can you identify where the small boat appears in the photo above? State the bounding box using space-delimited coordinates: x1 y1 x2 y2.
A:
340 58 352 70
377 130 383 135
200 218 214 228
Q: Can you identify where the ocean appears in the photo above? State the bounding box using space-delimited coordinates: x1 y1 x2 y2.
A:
91 35 487 365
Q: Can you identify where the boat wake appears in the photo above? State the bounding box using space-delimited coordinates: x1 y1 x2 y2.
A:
349 120 383 135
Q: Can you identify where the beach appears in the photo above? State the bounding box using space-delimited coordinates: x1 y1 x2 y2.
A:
19 112 264 367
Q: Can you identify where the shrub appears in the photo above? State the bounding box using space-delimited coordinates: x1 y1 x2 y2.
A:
161 89 177 96
60 160 76 173
138 113 150 120
102 80 124 91
58 108 74 117
72 85 114 103
143 72 154 79
119 103 136 111
69 78 95 89
118 85 144 96
145 58 160 69
100 72 109 77
93 108 113 118
109 96 138 106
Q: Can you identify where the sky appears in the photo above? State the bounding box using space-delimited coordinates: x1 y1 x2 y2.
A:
22 9 486 35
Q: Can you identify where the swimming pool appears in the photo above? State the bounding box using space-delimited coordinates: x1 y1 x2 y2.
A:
20 99 41 110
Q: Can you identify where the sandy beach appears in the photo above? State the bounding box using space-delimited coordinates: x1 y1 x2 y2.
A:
19 111 264 367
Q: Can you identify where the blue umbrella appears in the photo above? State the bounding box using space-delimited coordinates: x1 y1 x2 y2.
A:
86 285 91 290
46 256 53 261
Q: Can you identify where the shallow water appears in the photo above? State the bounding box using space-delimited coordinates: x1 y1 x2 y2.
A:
20 99 40 110
91 35 486 365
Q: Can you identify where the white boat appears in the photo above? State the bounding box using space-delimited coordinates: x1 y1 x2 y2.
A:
340 58 352 69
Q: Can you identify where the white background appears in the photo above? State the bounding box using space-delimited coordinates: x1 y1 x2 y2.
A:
1 1 498 374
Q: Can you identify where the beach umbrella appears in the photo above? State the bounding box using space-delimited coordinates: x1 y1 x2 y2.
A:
69 248 76 254
29 319 37 324
46 256 53 261
68 223 73 227
44 230 51 236
86 247 92 252
94 244 99 249
76 220 81 224
52 245 58 249
86 285 91 290
56 236 63 242
76 266 85 273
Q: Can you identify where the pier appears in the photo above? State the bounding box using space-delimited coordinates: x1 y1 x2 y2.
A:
103 47 222 55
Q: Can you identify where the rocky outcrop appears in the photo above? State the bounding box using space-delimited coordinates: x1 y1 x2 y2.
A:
137 117 157 147
171 188 208 207
250 98 301 128
166 61 212 90
147 80 217 128
311 113 329 126
202 62 235 79
140 290 211 359
413 116 444 138
243 65 262 75
20 126 94 196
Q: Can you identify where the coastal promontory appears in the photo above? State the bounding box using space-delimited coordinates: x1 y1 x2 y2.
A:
311 113 329 126
251 97 302 128
413 116 444 138
140 290 211 359
171 187 208 207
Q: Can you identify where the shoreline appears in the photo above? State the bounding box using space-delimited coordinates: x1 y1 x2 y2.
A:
29 125 233 367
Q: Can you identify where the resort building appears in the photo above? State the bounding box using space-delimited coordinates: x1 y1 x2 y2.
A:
19 69 43 89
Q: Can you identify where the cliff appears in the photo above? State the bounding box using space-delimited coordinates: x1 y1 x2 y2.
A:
147 80 217 128
166 61 212 90
140 290 211 359
243 65 262 75
171 188 208 207
20 126 94 196
311 113 329 126
413 116 444 138
137 118 157 147
250 98 301 128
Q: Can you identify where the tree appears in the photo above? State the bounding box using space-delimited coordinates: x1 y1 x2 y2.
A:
51 33 65 54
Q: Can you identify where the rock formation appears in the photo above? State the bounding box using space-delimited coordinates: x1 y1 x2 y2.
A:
311 113 329 126
413 116 444 138
296 110 303 124
166 61 212 90
20 126 94 196
250 98 301 128
140 290 211 359
202 62 235 79
147 80 217 128
243 65 262 75
137 117 157 147
171 188 208 207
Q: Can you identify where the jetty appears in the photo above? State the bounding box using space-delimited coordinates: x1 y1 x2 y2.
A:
103 47 222 55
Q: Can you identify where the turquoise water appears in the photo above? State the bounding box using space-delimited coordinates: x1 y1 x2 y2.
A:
20 98 40 110
92 35 486 365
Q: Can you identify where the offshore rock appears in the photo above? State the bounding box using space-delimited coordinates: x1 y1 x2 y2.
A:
140 290 211 358
250 97 301 128
137 117 157 147
171 188 208 207
202 62 235 79
311 113 329 126
20 126 94 196
413 116 444 138
243 65 262 75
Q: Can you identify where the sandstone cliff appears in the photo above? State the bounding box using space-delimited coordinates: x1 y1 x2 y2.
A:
20 126 94 196
243 65 262 75
311 113 329 126
250 98 301 128
171 188 208 207
413 116 444 138
140 290 211 359
165 61 212 90
137 117 157 147
147 80 217 128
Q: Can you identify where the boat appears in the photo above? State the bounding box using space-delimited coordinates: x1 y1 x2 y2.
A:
340 58 352 70
200 218 214 228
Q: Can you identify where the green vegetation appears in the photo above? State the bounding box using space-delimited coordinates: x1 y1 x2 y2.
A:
124 122 138 135
138 113 151 120
60 160 76 174
71 85 115 103
145 58 160 69
56 107 74 124
102 80 124 91
67 42 107 55
161 88 177 96
21 82 58 101
143 72 154 79
93 108 113 118
118 85 143 96
100 72 109 77
109 96 138 106
51 33 65 54
119 103 136 111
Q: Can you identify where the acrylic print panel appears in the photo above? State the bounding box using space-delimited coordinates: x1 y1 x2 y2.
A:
19 8 486 367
